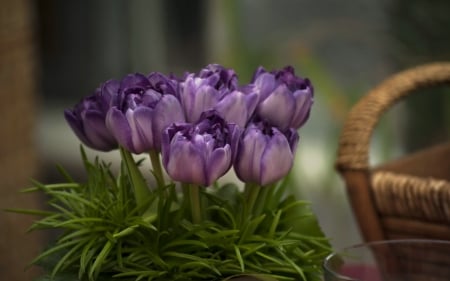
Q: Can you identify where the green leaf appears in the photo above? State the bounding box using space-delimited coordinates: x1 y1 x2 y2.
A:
88 239 114 280
21 182 80 193
4 208 55 216
79 237 100 278
239 214 266 243
221 274 283 281
51 237 88 276
234 244 245 272
16 147 332 281
30 239 81 271
113 224 139 239
268 210 282 238
162 239 209 251
56 163 76 183
120 147 152 212
179 261 221 275
275 248 306 281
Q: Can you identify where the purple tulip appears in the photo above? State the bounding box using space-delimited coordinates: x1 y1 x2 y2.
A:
198 63 238 91
179 64 238 123
214 90 258 128
162 111 240 186
234 120 299 186
64 80 119 151
106 72 185 153
251 66 314 130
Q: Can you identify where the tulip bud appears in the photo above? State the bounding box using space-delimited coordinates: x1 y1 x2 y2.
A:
64 80 119 151
251 66 313 130
179 64 239 123
162 111 240 186
106 72 185 154
234 120 299 186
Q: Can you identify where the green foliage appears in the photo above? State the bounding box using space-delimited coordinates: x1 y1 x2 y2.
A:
16 148 331 281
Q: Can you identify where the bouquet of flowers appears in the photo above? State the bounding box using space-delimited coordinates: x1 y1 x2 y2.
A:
17 64 331 281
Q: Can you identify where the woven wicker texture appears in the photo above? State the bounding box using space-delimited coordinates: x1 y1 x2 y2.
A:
336 62 450 170
336 62 450 243
372 172 450 223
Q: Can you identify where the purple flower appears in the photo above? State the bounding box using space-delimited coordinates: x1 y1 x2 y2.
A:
214 90 258 128
234 120 299 186
162 111 240 186
106 72 185 153
198 64 238 91
179 64 239 123
64 80 119 151
251 66 313 130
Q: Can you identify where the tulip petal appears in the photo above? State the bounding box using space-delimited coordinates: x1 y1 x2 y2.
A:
124 108 152 153
120 73 150 90
206 146 232 185
106 107 134 152
64 110 95 149
234 127 266 183
215 91 248 127
133 106 156 152
162 125 181 167
204 73 220 89
259 131 294 185
228 124 242 162
183 84 218 123
251 66 267 81
83 110 117 151
101 80 120 98
152 95 185 150
257 84 295 130
253 72 276 100
290 89 313 129
285 129 300 153
166 138 206 185
244 91 259 117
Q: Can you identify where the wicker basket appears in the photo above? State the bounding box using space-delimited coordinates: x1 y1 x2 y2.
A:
336 62 450 243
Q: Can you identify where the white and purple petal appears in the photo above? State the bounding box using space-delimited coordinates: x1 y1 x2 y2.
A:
259 129 294 185
234 126 267 183
151 95 185 150
256 84 296 130
290 89 313 129
166 137 206 185
206 146 232 186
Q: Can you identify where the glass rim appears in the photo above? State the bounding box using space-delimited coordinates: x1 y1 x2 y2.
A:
322 239 450 281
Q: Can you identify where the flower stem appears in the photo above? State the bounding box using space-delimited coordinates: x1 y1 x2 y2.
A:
120 147 151 212
252 184 270 216
244 182 260 219
189 184 202 224
149 149 165 189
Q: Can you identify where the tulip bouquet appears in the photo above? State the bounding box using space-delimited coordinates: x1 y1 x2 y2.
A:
19 64 331 281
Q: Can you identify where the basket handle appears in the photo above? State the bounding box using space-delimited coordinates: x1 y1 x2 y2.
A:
336 62 450 171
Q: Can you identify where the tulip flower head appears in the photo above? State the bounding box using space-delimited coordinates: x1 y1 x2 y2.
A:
64 80 119 151
162 111 240 186
234 120 299 186
106 72 185 153
179 64 239 123
214 90 259 128
252 66 314 130
198 63 238 92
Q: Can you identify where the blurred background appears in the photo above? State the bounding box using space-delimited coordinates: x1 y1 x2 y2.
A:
1 0 449 280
